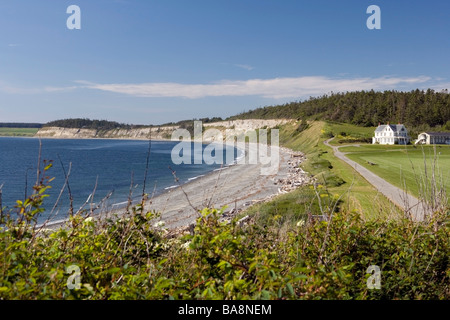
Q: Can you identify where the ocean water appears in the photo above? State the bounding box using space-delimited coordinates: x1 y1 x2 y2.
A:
0 137 240 223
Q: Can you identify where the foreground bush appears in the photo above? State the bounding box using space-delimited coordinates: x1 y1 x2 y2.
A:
0 167 448 299
1 209 448 299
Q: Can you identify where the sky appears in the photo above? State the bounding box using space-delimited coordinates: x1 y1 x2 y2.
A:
1 0 449 125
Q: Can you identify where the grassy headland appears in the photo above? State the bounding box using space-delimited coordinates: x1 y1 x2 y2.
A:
0 122 41 137
0 127 39 137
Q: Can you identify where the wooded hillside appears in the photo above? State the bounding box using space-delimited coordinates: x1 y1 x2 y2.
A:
229 89 450 129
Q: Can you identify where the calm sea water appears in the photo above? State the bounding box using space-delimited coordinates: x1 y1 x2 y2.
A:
0 137 239 223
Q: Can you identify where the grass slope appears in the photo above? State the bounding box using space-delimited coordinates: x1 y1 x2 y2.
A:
246 121 401 223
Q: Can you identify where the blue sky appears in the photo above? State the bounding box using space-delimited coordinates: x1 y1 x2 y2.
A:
1 0 449 124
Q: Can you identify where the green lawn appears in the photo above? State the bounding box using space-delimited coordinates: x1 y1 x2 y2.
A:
343 144 450 199
339 144 409 153
0 127 39 137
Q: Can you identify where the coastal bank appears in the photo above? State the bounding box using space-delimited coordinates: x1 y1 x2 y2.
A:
35 119 292 141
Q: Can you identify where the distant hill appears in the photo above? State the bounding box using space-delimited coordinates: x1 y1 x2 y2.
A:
227 89 450 130
0 123 42 128
43 117 225 134
44 118 151 130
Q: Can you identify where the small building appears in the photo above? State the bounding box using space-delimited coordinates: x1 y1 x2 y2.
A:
415 132 450 145
372 124 410 145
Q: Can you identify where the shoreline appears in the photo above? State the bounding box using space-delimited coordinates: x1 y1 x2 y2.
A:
41 142 311 230
37 139 243 229
0 135 174 143
138 143 310 229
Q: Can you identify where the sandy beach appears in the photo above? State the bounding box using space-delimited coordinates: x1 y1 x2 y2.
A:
144 143 310 228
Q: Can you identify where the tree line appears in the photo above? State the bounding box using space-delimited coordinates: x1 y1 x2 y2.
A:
44 117 226 133
0 123 42 128
228 89 450 130
44 118 148 130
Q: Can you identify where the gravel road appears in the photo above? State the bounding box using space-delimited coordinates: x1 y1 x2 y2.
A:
324 139 425 221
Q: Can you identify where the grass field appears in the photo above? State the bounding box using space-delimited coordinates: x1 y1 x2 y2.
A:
0 127 39 137
342 144 450 199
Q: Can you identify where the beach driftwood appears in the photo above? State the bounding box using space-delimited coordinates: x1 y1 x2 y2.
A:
274 149 312 194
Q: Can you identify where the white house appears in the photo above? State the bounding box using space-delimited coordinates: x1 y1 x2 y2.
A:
372 124 410 145
415 132 450 145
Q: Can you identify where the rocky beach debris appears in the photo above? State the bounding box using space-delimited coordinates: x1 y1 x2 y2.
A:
218 148 313 224
275 148 312 194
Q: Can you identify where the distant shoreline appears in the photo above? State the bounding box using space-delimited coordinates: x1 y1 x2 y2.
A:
0 134 173 142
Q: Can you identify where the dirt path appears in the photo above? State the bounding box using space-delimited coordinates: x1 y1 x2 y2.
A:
324 138 425 221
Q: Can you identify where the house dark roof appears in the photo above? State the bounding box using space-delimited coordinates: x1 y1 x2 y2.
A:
375 124 406 133
424 132 450 137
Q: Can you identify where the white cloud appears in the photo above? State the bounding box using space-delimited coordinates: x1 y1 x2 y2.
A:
2 76 446 100
43 86 79 93
234 64 254 71
0 83 78 94
77 76 433 99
